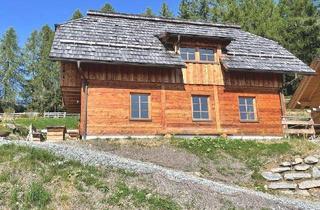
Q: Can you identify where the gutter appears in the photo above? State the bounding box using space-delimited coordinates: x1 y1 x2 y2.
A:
76 61 88 141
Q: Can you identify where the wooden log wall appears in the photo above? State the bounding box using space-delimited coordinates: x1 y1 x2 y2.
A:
61 61 283 136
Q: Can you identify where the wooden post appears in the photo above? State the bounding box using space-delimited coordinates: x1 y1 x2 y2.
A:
213 86 221 132
161 83 167 134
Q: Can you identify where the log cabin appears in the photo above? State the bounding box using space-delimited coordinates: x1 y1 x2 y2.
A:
50 11 315 139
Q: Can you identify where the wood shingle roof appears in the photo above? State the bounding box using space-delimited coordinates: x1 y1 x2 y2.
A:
50 11 314 74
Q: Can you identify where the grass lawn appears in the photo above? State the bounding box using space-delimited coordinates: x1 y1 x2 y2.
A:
0 144 179 209
171 137 318 191
14 117 79 129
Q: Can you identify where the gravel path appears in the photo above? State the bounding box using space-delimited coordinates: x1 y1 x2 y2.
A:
1 140 320 210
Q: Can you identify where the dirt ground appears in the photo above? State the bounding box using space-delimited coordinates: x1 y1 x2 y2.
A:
73 139 252 187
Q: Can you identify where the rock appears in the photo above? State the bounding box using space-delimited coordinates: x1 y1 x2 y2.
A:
268 182 297 190
304 156 319 164
271 167 291 173
294 164 310 171
299 180 320 189
312 167 320 178
261 172 282 181
6 123 15 130
292 157 303 165
296 190 311 197
284 172 311 181
280 161 291 167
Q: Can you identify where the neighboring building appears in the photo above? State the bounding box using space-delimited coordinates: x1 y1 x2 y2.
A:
50 11 314 139
288 58 320 122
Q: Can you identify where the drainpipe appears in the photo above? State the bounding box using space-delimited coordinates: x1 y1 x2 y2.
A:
77 61 88 141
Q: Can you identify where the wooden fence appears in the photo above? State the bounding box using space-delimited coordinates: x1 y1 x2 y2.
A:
0 112 79 119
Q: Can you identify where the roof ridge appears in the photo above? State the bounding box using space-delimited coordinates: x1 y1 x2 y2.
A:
87 10 241 29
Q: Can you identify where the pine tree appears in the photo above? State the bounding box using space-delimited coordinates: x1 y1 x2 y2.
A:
278 0 320 64
101 3 115 13
22 26 62 112
198 0 210 20
159 2 174 18
71 9 83 20
143 8 155 17
0 28 23 112
179 0 192 19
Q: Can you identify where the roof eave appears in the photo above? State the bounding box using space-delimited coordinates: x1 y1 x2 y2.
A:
225 67 316 75
49 56 186 69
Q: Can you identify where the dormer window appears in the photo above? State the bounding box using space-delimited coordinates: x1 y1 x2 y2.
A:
180 48 195 61
200 48 215 61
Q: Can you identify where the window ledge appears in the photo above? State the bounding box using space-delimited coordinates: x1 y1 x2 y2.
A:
130 118 152 122
240 120 259 123
192 119 212 122
184 61 219 65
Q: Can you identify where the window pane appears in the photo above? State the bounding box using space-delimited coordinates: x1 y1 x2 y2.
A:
239 105 246 112
192 96 199 104
193 103 200 111
141 110 149 119
131 109 139 118
201 112 209 119
193 111 200 119
181 53 188 60
249 113 255 120
207 54 214 61
140 95 148 103
188 53 195 60
131 95 139 104
200 49 214 61
141 102 148 111
247 105 254 112
201 99 208 111
240 113 247 120
246 98 254 105
239 97 246 105
200 54 207 61
131 94 149 119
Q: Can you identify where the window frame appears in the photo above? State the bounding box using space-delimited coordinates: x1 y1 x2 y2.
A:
238 96 258 122
180 47 196 61
199 48 215 62
191 95 211 121
130 93 151 121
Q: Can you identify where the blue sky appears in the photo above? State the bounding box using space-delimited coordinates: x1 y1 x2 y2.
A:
0 0 179 46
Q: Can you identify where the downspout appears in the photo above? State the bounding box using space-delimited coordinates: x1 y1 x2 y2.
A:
77 61 88 141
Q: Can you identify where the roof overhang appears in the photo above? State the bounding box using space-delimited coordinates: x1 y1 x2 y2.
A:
49 56 186 69
223 66 317 75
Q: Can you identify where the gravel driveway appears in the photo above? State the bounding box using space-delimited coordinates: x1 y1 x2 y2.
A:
1 140 320 210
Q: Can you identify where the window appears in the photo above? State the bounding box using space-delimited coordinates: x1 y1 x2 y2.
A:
239 97 257 121
131 94 150 120
199 48 215 61
180 48 196 61
192 96 209 120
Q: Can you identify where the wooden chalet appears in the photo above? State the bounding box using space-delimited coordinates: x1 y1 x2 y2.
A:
50 11 315 139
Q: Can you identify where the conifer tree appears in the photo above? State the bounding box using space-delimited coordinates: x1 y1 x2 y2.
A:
71 9 83 20
179 0 192 19
198 0 210 20
101 3 115 13
22 26 62 112
143 8 155 17
160 2 174 18
0 28 23 112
